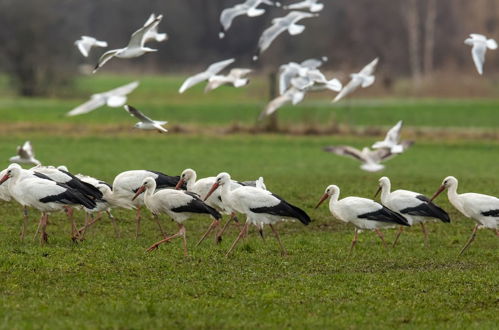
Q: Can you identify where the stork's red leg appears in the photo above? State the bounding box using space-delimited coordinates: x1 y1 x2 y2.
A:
269 224 287 256
420 222 429 247
458 224 479 257
196 220 220 247
225 222 249 257
392 226 403 247
374 229 387 248
349 228 359 256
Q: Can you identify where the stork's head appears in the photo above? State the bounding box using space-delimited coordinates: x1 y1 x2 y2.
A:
375 176 390 198
0 163 22 185
176 168 195 190
204 172 231 201
431 176 458 201
315 184 339 208
132 177 156 201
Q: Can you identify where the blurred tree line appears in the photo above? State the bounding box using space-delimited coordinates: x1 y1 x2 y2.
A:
0 0 498 96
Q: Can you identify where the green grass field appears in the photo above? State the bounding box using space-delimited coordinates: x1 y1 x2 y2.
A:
0 75 498 329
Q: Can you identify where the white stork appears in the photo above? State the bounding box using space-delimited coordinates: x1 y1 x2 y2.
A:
375 176 450 247
316 184 409 254
431 176 499 256
175 168 266 245
0 164 96 243
133 177 221 256
204 172 311 256
112 169 183 238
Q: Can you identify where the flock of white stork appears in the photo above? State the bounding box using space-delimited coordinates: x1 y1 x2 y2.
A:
0 161 498 257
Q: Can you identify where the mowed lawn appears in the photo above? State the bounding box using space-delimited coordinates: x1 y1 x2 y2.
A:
0 133 498 329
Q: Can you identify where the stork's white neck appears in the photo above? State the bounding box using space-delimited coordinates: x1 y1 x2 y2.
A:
329 190 340 209
380 181 391 203
186 172 196 191
446 182 459 205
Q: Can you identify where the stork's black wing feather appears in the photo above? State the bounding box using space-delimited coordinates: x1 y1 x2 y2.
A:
358 206 409 226
399 195 451 223
250 193 311 225
171 193 221 219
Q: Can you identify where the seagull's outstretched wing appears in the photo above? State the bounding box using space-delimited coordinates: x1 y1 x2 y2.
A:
228 68 252 78
127 14 163 49
471 43 487 75
256 20 288 55
359 57 379 76
102 81 140 97
18 141 35 159
333 79 358 103
179 58 235 93
75 37 93 57
300 57 324 69
93 49 120 73
124 105 154 123
323 145 367 162
67 97 106 116
220 4 247 34
384 120 403 144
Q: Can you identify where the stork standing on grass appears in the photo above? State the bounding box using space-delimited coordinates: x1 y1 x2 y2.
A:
133 177 221 256
375 176 450 247
204 172 311 256
430 176 499 256
316 184 409 254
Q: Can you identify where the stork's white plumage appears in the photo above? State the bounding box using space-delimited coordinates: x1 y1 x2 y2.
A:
133 177 221 256
0 164 96 243
375 176 450 247
93 15 163 73
464 33 497 75
333 58 378 103
112 169 182 238
316 184 409 254
9 141 41 166
204 172 311 256
431 176 499 256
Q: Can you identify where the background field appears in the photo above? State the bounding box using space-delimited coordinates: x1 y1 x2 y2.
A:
0 76 498 329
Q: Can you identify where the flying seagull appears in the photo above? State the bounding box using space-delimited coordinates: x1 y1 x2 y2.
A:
66 81 139 116
74 36 108 57
179 58 235 93
333 58 379 103
93 15 163 73
219 0 280 39
323 142 413 172
464 33 497 75
259 87 305 119
143 14 168 43
283 0 324 12
204 68 252 92
124 105 168 133
9 141 41 166
254 11 318 60
372 121 410 154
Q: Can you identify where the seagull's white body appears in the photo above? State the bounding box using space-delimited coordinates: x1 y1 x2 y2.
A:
205 68 252 92
464 33 497 75
179 58 235 93
74 36 108 57
254 11 318 59
9 141 41 166
67 81 139 116
124 105 168 133
219 0 279 38
260 86 305 119
377 177 450 226
334 58 379 103
372 121 405 154
143 14 168 43
284 0 324 12
93 15 163 73
323 144 412 172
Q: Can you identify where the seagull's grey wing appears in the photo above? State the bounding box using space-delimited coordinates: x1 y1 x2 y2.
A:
179 72 211 93
144 14 156 26
228 68 252 78
220 4 247 31
127 14 162 48
206 58 236 75
471 43 487 75
291 76 313 90
323 145 368 162
18 141 34 159
384 120 403 144
333 78 358 103
359 57 379 76
257 22 288 53
66 96 106 116
279 65 301 94
124 105 154 123
76 39 92 57
102 81 140 97
300 58 323 69
372 148 394 162
259 93 293 119
94 49 120 72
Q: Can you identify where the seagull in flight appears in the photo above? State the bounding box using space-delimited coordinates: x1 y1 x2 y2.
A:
464 33 497 75
372 121 410 154
66 81 139 116
204 68 252 93
254 11 318 60
333 58 379 103
179 58 235 93
143 14 168 43
93 15 163 73
284 0 324 12
9 141 41 166
124 105 168 133
74 36 108 57
219 0 280 39
323 142 413 172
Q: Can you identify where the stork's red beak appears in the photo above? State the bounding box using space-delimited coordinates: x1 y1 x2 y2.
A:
374 186 382 198
430 185 446 202
315 193 329 209
132 185 146 201
175 178 185 190
0 174 10 185
204 182 219 201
